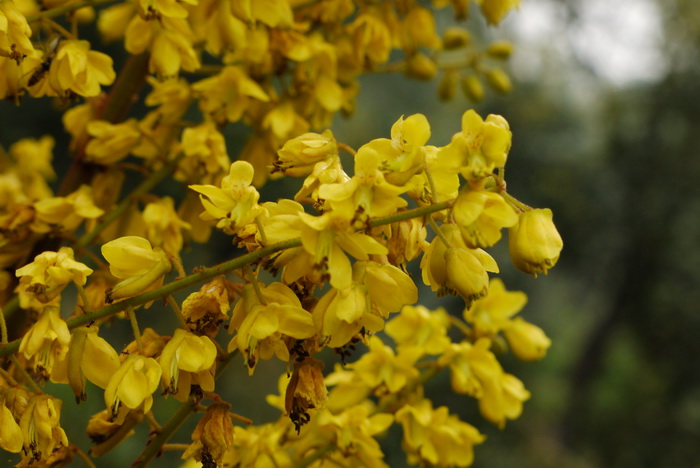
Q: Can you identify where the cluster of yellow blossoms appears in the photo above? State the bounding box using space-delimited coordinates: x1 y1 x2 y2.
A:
0 0 564 467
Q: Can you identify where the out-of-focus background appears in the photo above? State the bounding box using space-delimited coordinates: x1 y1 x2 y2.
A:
2 0 700 467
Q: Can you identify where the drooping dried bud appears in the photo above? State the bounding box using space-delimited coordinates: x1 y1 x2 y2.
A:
182 402 234 467
285 357 327 433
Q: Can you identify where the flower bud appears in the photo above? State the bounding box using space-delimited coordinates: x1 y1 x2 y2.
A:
485 68 512 94
444 247 491 305
503 317 551 361
462 73 484 102
406 53 437 81
485 41 514 59
508 208 563 276
442 27 471 49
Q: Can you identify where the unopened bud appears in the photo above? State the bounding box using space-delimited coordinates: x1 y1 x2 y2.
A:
485 41 514 59
406 53 438 81
485 68 512 94
461 73 485 102
443 27 471 49
509 208 563 276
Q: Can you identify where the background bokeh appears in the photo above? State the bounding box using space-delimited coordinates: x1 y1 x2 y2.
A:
2 0 700 467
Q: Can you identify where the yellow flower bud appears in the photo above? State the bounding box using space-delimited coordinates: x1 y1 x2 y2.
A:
438 69 459 101
406 53 437 81
462 73 485 102
0 400 23 453
66 327 120 402
485 40 514 59
508 208 563 276
503 317 551 361
485 68 512 94
442 27 471 49
101 236 172 303
444 247 491 305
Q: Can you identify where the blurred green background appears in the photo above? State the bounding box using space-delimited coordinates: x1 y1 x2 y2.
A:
3 0 700 467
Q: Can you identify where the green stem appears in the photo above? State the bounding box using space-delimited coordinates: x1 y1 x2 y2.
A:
0 200 454 358
131 399 196 468
127 307 143 354
500 190 532 212
0 305 8 343
428 216 452 248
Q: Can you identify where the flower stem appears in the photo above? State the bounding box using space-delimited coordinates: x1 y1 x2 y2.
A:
0 200 454 358
127 307 143 355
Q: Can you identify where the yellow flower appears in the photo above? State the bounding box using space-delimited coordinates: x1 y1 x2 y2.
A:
101 236 172 302
85 119 141 164
143 196 192 256
48 39 116 97
9 136 56 183
385 305 451 355
192 65 269 124
356 261 418 318
19 394 68 462
509 208 563 276
299 210 388 289
189 161 265 237
350 336 421 394
437 109 512 182
228 282 315 373
348 11 392 65
386 218 428 268
104 354 162 423
312 282 384 349
32 184 104 233
316 403 393 466
0 0 35 59
420 223 498 302
395 399 485 467
319 145 408 220
15 247 93 306
125 17 200 76
182 402 234 466
439 338 530 427
64 326 120 402
158 329 217 402
179 121 230 183
274 130 338 177
464 278 527 336
453 189 518 248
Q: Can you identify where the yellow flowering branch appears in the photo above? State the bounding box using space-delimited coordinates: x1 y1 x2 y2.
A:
0 200 454 358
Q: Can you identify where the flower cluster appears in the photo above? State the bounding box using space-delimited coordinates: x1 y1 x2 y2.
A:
0 1 562 467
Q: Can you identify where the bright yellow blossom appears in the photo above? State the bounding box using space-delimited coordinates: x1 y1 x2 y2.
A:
453 189 518 248
350 336 422 394
192 65 269 124
63 326 120 401
464 277 527 336
19 394 68 462
438 109 512 182
476 0 520 25
385 305 451 355
158 329 217 401
104 354 162 423
18 306 70 381
190 161 265 237
85 119 141 164
32 184 104 233
143 196 191 256
395 399 485 467
299 210 388 289
319 145 408 220
101 236 172 302
179 122 230 183
503 317 551 361
48 39 116 97
15 247 93 306
228 282 316 373
0 0 34 60
274 130 338 177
